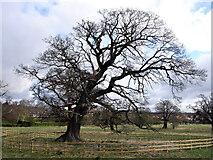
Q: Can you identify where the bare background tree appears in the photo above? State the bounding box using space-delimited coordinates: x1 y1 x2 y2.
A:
16 8 206 142
189 92 213 131
0 81 8 97
155 100 180 129
2 99 48 126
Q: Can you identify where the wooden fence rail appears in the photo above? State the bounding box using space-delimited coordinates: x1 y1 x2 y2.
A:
2 131 212 155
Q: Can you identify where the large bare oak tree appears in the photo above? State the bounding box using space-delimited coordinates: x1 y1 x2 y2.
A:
16 9 206 142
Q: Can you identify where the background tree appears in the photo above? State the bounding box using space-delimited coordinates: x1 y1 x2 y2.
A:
2 99 47 126
155 100 180 129
126 107 156 130
0 81 8 97
16 8 206 142
178 112 191 125
170 114 180 129
90 108 111 130
189 92 213 131
2 102 21 125
90 100 129 133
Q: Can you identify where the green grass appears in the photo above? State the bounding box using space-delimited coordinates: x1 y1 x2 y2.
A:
3 147 212 159
2 124 212 159
136 148 212 159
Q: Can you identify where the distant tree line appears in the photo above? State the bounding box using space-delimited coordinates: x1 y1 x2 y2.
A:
1 95 211 130
1 99 66 127
1 80 211 130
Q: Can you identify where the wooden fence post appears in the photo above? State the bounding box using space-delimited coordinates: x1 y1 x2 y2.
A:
97 143 100 152
83 143 86 153
45 142 48 155
137 142 140 152
17 130 19 138
31 139 34 153
45 132 48 155
121 143 123 153
4 136 7 152
153 142 155 152
179 140 181 151
11 136 14 150
103 144 106 154
64 142 67 155
191 140 192 150
166 141 168 152
19 136 22 152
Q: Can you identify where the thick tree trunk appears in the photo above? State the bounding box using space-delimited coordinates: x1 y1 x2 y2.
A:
110 118 115 131
55 113 84 142
55 90 90 142
163 120 168 129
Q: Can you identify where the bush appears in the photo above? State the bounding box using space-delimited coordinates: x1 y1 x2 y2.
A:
121 125 135 134
57 122 67 126
171 122 179 129
17 120 30 127
81 115 93 125
152 119 162 125
2 120 12 127
35 121 66 126
2 120 66 127
25 116 36 126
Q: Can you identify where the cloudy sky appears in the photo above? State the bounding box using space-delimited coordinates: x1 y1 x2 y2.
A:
1 0 211 112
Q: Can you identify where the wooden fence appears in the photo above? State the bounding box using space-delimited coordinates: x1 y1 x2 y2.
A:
2 131 212 155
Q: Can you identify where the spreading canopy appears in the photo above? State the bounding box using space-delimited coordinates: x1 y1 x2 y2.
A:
16 8 207 141
155 99 180 129
155 100 180 119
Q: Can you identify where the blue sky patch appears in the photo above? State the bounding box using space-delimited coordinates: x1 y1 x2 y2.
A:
191 2 211 14
34 5 49 16
33 1 58 16
186 50 210 60
57 33 68 38
20 2 30 13
20 2 57 16
51 1 58 6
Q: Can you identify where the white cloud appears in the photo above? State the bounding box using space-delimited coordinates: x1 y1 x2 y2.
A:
153 0 211 52
72 0 211 52
7 75 32 94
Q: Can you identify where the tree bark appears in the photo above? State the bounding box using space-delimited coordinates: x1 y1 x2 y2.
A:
55 90 90 142
110 118 115 131
55 113 84 142
163 120 168 129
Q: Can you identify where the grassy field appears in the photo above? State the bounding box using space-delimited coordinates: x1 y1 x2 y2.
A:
2 124 212 159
